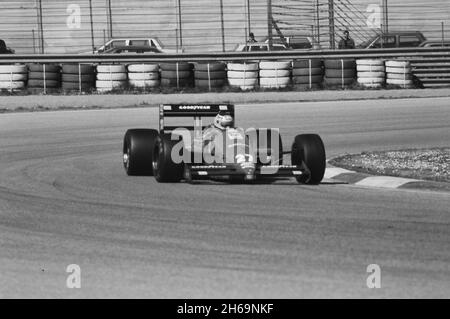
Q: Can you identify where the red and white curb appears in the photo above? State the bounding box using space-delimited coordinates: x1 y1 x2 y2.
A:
324 166 420 189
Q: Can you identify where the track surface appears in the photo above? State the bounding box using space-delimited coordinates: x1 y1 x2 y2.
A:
0 97 449 298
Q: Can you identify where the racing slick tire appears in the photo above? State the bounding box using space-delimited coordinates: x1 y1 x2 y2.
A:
259 60 291 70
61 64 95 74
194 70 227 80
128 72 160 80
259 69 291 77
123 129 159 176
28 64 61 73
0 73 28 81
291 134 326 185
160 62 193 71
227 62 259 72
195 62 226 72
292 67 323 76
293 59 322 69
152 134 184 183
96 64 127 73
325 68 356 78
324 59 356 69
0 65 28 74
127 64 159 73
96 72 128 81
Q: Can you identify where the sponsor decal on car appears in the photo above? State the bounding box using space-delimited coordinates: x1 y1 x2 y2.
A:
178 105 212 110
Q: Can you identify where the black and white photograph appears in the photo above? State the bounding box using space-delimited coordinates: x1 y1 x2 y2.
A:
0 0 449 302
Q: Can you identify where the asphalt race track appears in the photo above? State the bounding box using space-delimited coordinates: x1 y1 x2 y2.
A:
0 97 449 298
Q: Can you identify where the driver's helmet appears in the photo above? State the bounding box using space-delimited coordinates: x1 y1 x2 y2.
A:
213 112 234 130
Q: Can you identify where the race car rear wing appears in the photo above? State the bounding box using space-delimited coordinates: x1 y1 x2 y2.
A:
159 104 235 133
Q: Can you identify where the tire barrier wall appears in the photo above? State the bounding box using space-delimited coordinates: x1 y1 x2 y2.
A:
27 64 61 91
96 64 127 92
324 59 356 88
4 58 444 93
385 60 414 88
0 65 27 90
259 60 291 89
61 64 95 91
160 62 194 88
227 62 259 90
356 59 385 88
127 64 160 89
194 62 227 91
411 58 450 88
292 59 323 89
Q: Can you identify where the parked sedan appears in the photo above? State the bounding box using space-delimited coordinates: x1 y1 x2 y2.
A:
102 45 163 54
234 42 289 52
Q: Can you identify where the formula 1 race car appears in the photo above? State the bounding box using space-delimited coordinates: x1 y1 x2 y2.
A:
123 104 326 184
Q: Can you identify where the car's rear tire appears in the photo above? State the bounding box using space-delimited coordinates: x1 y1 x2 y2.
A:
152 134 184 183
291 134 326 184
123 129 158 176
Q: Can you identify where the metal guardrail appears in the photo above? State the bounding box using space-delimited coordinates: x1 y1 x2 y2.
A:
0 48 450 64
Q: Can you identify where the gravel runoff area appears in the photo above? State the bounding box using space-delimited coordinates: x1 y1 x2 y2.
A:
330 148 450 183
1 88 450 112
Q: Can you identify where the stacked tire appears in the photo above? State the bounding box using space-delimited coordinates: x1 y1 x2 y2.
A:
386 60 414 88
61 64 95 92
160 62 194 89
292 59 323 89
0 65 27 91
27 64 61 92
227 62 259 90
127 64 160 89
356 59 385 88
259 61 291 89
324 59 356 88
96 64 127 92
194 62 227 90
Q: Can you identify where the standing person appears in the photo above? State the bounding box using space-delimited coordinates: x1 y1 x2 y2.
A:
247 32 256 43
0 39 7 53
338 30 355 49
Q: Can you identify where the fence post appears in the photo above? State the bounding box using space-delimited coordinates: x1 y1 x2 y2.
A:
219 0 225 52
328 0 335 49
107 0 113 38
267 0 273 48
246 0 251 35
32 29 36 54
37 0 44 54
442 22 445 46
382 0 389 34
89 0 95 53
315 0 320 46
177 0 183 48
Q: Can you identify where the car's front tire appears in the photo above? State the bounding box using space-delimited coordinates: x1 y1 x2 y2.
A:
291 134 326 185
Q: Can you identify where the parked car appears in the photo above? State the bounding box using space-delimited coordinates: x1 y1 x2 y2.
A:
358 31 427 49
95 38 179 54
102 45 163 54
264 36 319 50
234 42 289 52
419 40 450 48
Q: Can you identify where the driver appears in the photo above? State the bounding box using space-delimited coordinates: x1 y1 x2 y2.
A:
212 112 234 130
202 112 234 157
